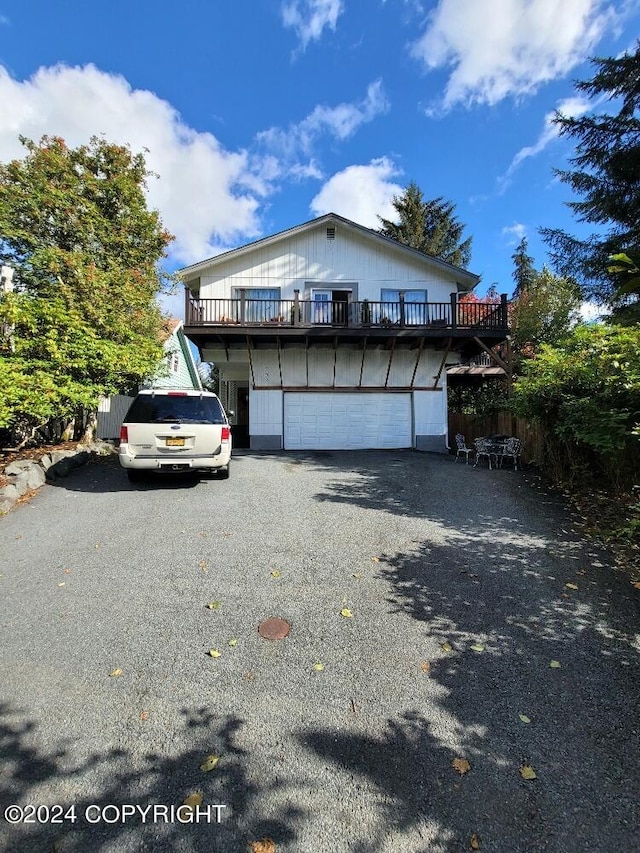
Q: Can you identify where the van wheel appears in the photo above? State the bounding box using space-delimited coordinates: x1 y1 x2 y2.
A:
218 463 230 479
127 469 145 483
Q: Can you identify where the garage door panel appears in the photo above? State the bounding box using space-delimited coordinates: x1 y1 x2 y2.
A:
284 393 411 450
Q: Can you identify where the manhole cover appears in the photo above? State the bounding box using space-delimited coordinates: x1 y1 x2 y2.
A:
258 617 291 640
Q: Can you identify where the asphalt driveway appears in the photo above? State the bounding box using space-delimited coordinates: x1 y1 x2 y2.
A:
1 450 639 853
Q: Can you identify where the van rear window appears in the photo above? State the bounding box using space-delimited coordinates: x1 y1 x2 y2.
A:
125 395 226 425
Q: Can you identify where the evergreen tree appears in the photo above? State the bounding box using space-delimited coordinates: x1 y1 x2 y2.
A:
511 236 536 297
378 181 472 268
540 42 640 308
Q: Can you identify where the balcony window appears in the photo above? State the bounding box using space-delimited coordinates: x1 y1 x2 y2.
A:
381 289 427 325
234 288 281 322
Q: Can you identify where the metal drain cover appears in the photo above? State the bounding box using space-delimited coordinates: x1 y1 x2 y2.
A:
258 617 291 640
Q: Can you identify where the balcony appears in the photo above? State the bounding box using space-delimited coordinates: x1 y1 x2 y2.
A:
185 293 508 335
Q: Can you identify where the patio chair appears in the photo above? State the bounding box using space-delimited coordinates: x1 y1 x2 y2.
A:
473 438 495 470
499 437 522 470
454 433 474 464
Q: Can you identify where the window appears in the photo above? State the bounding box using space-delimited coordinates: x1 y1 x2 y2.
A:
233 288 281 322
168 351 180 373
380 289 427 325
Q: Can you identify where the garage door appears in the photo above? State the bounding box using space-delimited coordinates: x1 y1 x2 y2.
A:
284 392 412 450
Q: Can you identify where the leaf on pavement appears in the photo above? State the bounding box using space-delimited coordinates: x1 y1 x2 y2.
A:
340 608 354 618
520 764 537 780
183 792 202 811
565 582 579 590
57 582 65 587
452 757 471 775
228 638 238 647
518 714 531 724
206 601 221 610
420 661 431 673
139 710 149 721
208 649 222 658
441 642 453 653
632 581 640 590
371 556 380 563
270 570 281 578
109 668 123 678
353 572 363 579
470 644 485 653
250 839 276 853
313 662 324 671
549 660 561 668
470 833 481 850
199 754 220 772
198 560 209 572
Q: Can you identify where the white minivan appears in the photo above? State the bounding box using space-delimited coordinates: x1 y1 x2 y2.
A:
118 389 232 482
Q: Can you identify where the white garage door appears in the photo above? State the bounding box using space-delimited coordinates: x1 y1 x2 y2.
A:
284 392 412 450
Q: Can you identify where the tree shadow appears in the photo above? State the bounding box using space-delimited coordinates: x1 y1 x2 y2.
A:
0 703 302 852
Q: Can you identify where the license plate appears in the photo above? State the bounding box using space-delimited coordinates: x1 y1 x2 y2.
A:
165 437 185 447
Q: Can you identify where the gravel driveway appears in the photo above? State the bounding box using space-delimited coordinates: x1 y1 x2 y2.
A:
1 450 639 853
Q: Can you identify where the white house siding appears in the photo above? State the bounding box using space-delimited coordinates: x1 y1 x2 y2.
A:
197 224 457 304
249 388 283 450
96 395 134 440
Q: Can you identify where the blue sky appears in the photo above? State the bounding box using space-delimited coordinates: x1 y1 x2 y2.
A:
1 0 639 318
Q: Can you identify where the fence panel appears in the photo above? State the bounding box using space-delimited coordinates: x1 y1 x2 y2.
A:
448 412 544 465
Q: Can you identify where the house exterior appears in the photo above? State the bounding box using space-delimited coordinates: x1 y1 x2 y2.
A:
180 213 509 452
96 319 202 439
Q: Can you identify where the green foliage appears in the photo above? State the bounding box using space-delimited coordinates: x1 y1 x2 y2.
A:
509 266 582 362
378 181 472 268
512 324 640 487
511 236 536 298
540 42 640 310
0 135 173 437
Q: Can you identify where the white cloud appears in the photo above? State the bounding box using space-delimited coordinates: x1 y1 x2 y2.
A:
282 0 343 51
310 157 403 227
501 97 592 186
502 223 527 244
411 0 618 109
0 63 265 265
256 80 389 174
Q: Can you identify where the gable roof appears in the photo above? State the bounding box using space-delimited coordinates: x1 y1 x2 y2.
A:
178 212 480 291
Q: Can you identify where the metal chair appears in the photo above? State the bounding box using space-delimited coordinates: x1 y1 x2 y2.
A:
499 437 522 470
454 433 474 464
473 438 495 469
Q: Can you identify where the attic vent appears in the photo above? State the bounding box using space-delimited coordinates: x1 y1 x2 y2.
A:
326 226 336 240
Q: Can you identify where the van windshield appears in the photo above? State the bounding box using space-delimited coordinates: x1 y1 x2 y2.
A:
125 395 226 425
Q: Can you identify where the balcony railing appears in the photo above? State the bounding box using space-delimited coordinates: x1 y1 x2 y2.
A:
186 294 508 331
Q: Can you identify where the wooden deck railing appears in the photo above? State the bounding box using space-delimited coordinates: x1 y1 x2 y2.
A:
186 294 508 331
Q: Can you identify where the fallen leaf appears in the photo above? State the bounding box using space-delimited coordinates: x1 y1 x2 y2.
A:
64 568 72 574
199 754 220 772
249 839 276 853
198 560 209 572
452 757 471 775
350 698 358 714
441 642 453 653
565 582 579 590
518 714 531 724
371 556 380 563
270 570 281 578
243 672 255 681
632 581 640 590
549 660 561 668
340 608 353 618
470 833 481 850
470 643 485 653
183 792 202 811
420 661 431 673
228 638 238 647
208 649 222 658
109 668 123 678
313 662 324 671
206 601 221 610
139 710 149 721
57 582 65 587
352 573 363 579
520 764 537 780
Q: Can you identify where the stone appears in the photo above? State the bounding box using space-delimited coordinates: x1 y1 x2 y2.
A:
2 481 28 500
0 496 15 515
39 453 52 471
5 460 37 476
17 465 46 490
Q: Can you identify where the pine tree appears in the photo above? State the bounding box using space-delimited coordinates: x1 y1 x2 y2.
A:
511 236 536 297
378 181 472 268
540 41 640 307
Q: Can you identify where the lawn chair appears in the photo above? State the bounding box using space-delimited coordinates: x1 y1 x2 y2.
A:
473 438 495 469
499 437 522 470
454 433 474 464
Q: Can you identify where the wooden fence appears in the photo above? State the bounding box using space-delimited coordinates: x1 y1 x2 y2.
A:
448 412 545 466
